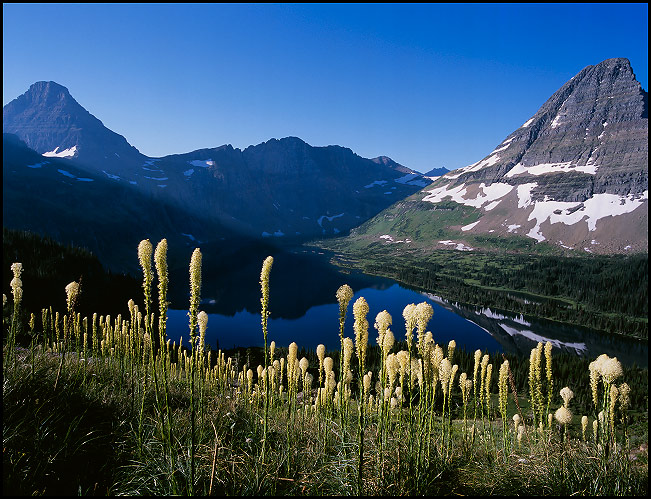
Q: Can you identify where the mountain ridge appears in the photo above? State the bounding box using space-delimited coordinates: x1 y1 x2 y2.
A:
2 82 431 271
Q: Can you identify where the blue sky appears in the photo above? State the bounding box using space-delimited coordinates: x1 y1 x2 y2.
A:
3 3 648 173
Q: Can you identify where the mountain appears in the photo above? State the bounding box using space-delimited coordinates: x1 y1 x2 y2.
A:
3 81 431 273
423 167 450 178
2 81 147 174
344 58 648 255
2 132 240 278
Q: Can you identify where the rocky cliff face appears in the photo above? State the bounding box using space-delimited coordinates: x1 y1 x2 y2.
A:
349 58 648 254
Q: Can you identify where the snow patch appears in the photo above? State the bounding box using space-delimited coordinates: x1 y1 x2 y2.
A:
394 173 428 187
317 213 344 227
26 161 49 169
380 234 412 244
102 170 121 181
521 118 534 128
523 190 649 243
505 161 598 177
364 180 388 188
189 159 215 168
423 182 513 210
43 145 77 158
438 240 474 251
461 221 480 231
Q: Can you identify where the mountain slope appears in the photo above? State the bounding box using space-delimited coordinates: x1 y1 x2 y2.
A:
3 82 431 245
342 58 648 255
2 133 244 277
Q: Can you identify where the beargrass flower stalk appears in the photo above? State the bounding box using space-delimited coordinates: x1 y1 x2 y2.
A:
152 244 174 478
8 263 24 363
373 309 392 460
259 255 273 464
336 285 354 419
154 239 169 354
517 424 524 448
589 359 600 408
353 296 369 494
414 302 433 356
581 415 589 442
590 353 623 450
593 419 599 444
529 344 544 430
484 362 495 453
609 384 619 445
554 405 572 442
513 413 521 445
317 343 325 388
618 382 631 448
138 240 154 338
472 350 482 437
459 374 472 441
186 247 203 494
479 354 489 436
544 342 553 426
447 339 456 364
498 360 510 454
439 358 452 451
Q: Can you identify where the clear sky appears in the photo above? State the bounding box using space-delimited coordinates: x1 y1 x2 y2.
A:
3 3 648 173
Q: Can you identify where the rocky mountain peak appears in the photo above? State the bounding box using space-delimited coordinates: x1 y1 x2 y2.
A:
352 58 648 255
3 80 144 168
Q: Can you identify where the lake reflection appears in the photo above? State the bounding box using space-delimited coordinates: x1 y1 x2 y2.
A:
165 246 647 367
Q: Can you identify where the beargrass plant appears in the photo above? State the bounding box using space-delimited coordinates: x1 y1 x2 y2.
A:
3 246 648 496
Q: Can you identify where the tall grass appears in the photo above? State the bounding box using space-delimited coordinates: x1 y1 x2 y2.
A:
2 240 648 495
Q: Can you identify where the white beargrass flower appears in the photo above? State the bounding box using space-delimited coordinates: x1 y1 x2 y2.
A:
65 281 80 313
353 297 369 363
560 386 574 408
374 310 392 347
382 328 395 356
600 356 623 384
447 339 456 362
323 356 333 375
555 405 572 425
402 303 417 349
440 358 452 395
299 357 309 376
336 284 354 309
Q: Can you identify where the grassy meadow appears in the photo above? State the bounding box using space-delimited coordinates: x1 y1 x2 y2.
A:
3 236 648 495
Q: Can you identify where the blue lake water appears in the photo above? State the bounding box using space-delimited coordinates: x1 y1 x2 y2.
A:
167 283 503 354
164 246 647 367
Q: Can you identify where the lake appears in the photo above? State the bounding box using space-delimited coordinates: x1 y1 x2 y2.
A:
165 245 647 367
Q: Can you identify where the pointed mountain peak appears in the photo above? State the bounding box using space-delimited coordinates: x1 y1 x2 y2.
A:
3 80 143 164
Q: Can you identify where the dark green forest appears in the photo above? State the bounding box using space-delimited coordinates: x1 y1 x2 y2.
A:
327 245 648 339
3 228 141 324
